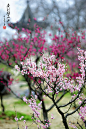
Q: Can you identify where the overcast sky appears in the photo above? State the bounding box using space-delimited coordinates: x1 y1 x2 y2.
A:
0 0 73 41
0 0 26 41
0 0 25 22
0 0 74 22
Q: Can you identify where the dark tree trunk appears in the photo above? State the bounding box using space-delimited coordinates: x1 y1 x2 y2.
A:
42 100 50 129
53 98 69 129
38 92 50 129
62 116 69 129
0 94 5 112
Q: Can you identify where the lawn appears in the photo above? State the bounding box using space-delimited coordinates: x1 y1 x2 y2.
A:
0 90 84 129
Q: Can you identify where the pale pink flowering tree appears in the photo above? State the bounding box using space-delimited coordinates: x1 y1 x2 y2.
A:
1 18 86 128
79 106 86 122
15 115 28 129
23 95 52 129
0 25 49 125
16 48 86 129
0 23 56 129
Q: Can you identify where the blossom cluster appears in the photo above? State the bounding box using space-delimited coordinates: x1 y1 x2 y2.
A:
0 26 47 67
15 48 86 129
77 47 86 81
23 95 52 128
79 106 86 121
15 116 24 121
23 95 42 118
14 116 28 129
69 122 78 129
15 51 85 94
50 33 81 72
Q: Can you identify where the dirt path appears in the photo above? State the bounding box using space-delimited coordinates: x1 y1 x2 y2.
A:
0 82 81 129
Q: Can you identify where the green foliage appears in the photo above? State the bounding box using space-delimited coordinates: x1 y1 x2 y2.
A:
36 99 41 104
63 63 71 76
83 88 86 95
0 110 32 121
42 66 46 71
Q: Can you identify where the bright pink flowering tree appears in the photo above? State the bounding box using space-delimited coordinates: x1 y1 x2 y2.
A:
0 25 47 98
49 28 86 81
1 20 86 128
16 47 86 129
0 25 51 126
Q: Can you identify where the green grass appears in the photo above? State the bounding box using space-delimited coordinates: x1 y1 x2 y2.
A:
0 110 32 121
0 63 26 81
0 63 12 73
70 126 85 129
20 84 27 88
14 99 41 106
15 75 26 81
14 100 26 106
64 92 71 98
48 91 71 99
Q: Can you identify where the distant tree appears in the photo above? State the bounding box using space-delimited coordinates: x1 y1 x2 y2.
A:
31 0 86 32
0 71 11 112
8 1 49 33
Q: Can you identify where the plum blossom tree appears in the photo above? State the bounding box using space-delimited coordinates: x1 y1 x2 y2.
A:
49 28 86 81
0 15 86 128
0 25 47 97
15 47 86 129
0 25 49 122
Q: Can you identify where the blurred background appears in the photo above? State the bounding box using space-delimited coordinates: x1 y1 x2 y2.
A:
0 1 86 128
0 0 86 41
